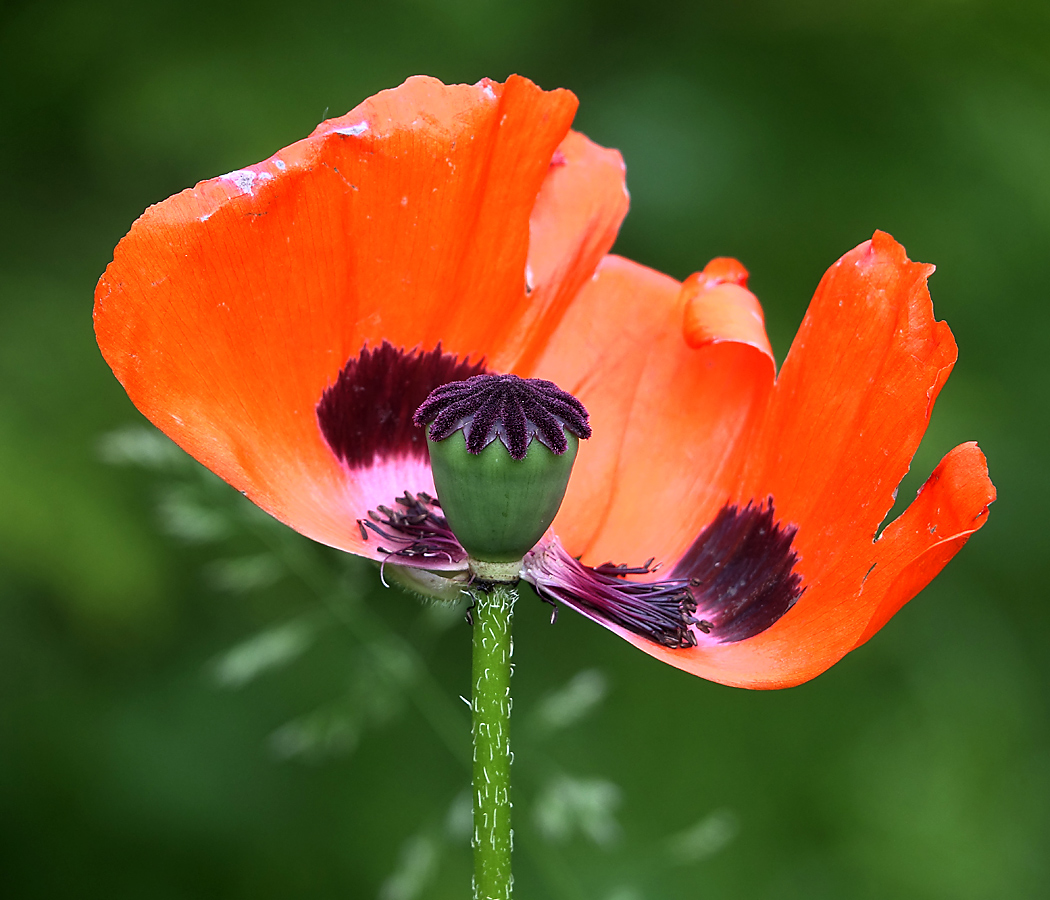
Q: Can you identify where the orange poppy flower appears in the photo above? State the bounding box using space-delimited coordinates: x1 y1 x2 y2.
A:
94 75 994 689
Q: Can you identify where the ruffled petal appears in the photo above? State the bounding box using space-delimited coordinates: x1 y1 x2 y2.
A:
738 231 957 581
608 442 993 688
681 257 774 361
580 234 994 688
95 75 583 559
532 254 775 568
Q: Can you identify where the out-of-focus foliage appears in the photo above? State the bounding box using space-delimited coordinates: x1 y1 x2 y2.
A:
1 1 1047 897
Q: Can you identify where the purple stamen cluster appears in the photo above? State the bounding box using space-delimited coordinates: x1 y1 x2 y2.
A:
358 491 468 567
523 538 700 648
414 373 591 461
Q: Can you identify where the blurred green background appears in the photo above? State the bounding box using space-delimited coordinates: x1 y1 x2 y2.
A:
1 1 1047 897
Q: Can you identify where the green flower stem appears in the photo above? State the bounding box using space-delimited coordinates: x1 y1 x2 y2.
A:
471 580 517 900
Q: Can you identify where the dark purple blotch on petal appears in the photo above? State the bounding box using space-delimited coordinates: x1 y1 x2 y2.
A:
671 498 804 643
414 373 591 460
318 342 486 468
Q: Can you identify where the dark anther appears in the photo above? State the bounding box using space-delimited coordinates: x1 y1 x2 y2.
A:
594 559 659 578
537 592 559 625
358 520 369 541
414 373 591 461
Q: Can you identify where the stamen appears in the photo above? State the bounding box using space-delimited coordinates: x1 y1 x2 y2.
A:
359 491 467 568
523 538 698 649
593 559 657 578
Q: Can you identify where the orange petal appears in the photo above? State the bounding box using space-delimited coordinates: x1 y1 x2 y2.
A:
494 130 629 374
599 236 994 688
856 441 995 645
533 254 775 567
94 75 580 557
681 257 773 361
739 230 957 583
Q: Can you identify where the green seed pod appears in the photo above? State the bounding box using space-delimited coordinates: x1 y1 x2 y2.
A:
414 372 591 570
427 429 579 564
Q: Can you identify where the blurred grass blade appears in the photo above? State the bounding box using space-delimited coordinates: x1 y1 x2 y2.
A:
378 834 440 900
157 486 231 542
205 554 283 593
268 705 359 763
97 424 186 470
210 619 316 689
444 790 473 842
667 808 739 864
531 669 608 734
604 889 643 900
533 775 622 847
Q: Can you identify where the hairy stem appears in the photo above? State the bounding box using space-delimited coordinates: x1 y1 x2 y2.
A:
471 581 516 900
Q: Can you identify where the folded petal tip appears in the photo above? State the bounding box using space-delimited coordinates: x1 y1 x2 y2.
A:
680 257 775 369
